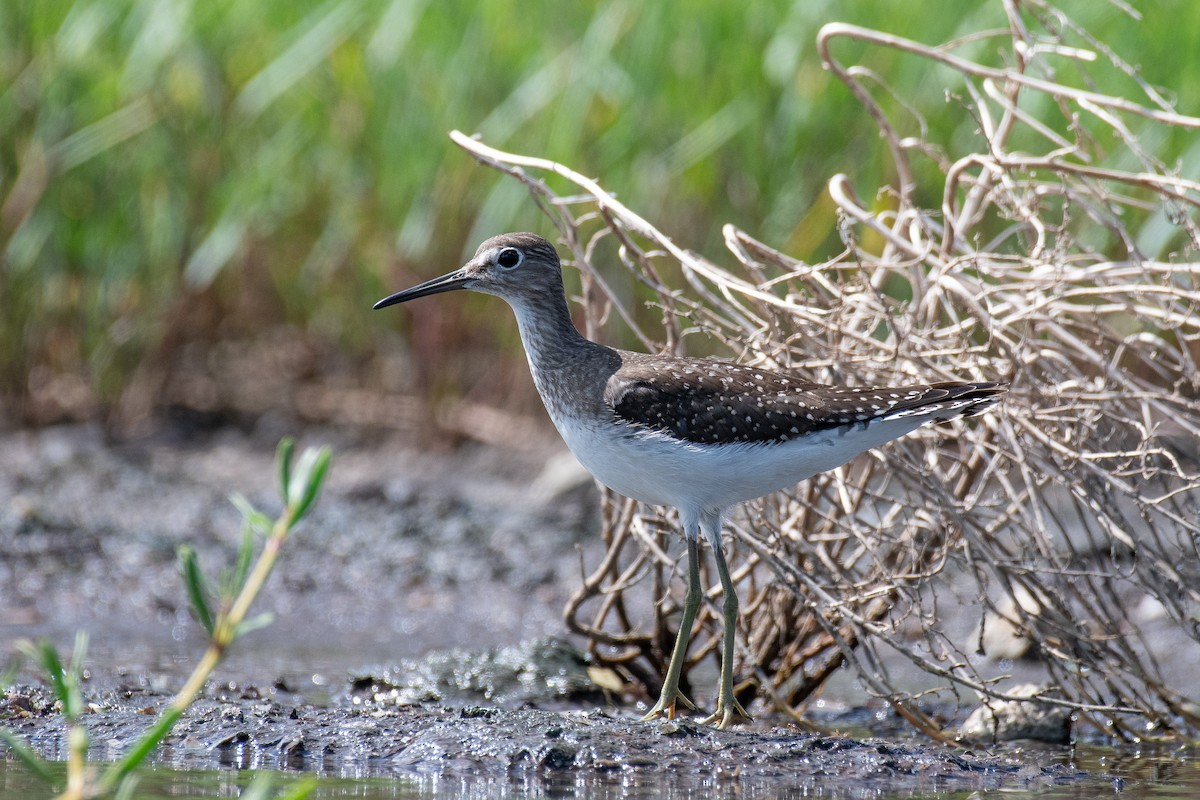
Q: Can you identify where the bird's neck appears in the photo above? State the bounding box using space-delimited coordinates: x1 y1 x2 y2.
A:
507 288 597 373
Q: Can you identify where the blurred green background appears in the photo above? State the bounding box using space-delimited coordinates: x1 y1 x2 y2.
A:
2 1 1197 430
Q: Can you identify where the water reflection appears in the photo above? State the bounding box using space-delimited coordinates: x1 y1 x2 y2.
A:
1 749 1198 800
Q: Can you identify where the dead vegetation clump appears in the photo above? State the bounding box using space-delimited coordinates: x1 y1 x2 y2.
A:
453 0 1200 740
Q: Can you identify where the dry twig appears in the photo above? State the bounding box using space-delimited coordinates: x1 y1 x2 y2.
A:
452 0 1200 740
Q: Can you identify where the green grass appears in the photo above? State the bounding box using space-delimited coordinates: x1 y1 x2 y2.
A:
2 1 1198 420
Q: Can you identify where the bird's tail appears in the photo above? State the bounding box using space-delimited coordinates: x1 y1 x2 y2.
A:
884 381 1008 424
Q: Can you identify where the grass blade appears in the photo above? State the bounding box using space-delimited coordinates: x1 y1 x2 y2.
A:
230 493 272 537
113 773 140 800
232 522 256 594
179 546 214 635
65 631 87 719
233 612 275 638
239 772 274 800
277 436 295 500
289 446 331 524
18 640 69 714
235 2 362 119
99 706 183 793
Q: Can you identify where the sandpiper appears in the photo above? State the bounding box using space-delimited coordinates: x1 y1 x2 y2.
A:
375 232 1006 728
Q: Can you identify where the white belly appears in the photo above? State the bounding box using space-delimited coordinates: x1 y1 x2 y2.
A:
549 412 932 513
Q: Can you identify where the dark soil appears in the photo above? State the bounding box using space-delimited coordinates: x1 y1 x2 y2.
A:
0 422 1171 796
4 679 1074 796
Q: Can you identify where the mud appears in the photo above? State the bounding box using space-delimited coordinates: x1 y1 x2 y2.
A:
0 422 600 673
0 423 1185 795
5 677 1074 796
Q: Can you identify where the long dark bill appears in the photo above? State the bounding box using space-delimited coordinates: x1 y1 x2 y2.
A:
373 269 470 309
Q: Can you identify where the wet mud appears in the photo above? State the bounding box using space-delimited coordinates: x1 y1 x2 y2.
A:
4 675 1074 796
0 423 1176 795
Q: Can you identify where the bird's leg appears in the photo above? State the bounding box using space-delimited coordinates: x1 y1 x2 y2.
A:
642 537 701 721
700 539 751 729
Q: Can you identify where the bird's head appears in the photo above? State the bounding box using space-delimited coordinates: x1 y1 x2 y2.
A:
373 232 564 310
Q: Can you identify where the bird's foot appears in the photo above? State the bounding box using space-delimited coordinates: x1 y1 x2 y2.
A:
641 688 697 722
699 693 751 730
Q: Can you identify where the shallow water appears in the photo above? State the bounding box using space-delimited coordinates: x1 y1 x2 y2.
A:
2 744 1199 800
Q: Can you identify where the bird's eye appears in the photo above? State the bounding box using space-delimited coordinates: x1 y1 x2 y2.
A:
496 247 523 270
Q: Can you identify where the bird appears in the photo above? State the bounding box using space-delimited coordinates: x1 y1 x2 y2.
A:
374 231 1007 728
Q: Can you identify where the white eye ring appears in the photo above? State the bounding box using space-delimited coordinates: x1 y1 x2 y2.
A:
496 247 524 270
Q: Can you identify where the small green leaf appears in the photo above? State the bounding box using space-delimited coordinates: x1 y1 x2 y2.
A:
288 446 331 525
20 640 69 714
285 447 317 509
217 521 258 601
233 612 275 639
179 546 214 635
65 631 87 718
230 491 257 519
277 436 295 500
230 493 272 537
232 523 255 592
0 726 56 785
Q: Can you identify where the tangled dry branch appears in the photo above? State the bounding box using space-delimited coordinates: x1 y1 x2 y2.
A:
453 0 1200 740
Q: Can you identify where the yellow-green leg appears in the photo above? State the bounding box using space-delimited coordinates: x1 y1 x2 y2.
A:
642 538 701 721
700 538 751 729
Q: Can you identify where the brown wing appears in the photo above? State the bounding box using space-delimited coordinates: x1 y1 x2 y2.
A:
606 353 1005 445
